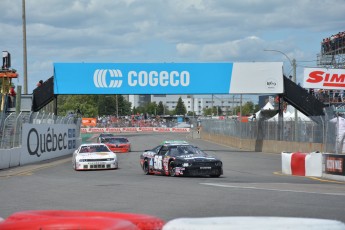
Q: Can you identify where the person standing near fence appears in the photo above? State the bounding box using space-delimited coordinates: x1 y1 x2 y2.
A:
8 85 16 108
330 115 345 154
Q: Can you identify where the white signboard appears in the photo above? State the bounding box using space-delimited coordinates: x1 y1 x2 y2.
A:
303 68 345 89
21 123 78 165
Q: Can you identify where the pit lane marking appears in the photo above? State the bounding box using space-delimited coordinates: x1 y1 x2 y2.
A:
200 183 345 196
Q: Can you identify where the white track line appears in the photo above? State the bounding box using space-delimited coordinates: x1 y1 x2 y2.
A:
200 183 345 196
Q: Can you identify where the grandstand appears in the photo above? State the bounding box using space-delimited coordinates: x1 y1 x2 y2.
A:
317 31 345 68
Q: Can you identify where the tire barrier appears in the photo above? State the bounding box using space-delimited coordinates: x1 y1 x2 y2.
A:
281 151 322 177
0 216 137 230
3 210 165 230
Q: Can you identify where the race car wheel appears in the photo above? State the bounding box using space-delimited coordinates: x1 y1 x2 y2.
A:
73 160 77 171
143 160 150 175
169 161 176 177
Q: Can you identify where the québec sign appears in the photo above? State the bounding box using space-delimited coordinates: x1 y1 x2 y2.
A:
304 68 345 89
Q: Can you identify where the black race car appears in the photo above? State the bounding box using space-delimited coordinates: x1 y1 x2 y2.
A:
140 140 223 177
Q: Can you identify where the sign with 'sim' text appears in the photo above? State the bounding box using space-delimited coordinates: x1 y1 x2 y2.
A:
304 67 345 89
54 62 283 95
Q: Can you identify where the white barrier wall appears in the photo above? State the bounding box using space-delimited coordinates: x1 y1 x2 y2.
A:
0 123 80 170
281 152 292 175
20 124 78 165
305 152 322 177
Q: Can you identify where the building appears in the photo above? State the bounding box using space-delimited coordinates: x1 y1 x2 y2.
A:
129 94 242 116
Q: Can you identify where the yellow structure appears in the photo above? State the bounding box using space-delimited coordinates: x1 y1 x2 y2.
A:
0 69 18 111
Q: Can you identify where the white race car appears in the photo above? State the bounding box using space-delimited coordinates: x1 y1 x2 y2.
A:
72 143 118 171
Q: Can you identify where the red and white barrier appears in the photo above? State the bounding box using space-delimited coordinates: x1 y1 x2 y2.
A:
281 151 322 177
1 210 165 230
81 127 190 133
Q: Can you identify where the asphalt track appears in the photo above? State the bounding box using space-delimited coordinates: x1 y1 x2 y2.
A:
0 133 345 223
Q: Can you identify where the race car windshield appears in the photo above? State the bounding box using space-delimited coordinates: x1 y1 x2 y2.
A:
80 145 110 153
168 145 204 156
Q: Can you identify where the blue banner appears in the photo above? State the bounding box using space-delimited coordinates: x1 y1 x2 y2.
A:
54 63 233 95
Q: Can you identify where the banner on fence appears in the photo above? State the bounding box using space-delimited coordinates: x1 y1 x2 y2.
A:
80 127 190 133
325 154 345 176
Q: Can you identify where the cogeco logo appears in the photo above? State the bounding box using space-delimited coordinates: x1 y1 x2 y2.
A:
27 128 68 157
128 70 190 87
94 69 123 88
307 70 345 87
93 69 190 88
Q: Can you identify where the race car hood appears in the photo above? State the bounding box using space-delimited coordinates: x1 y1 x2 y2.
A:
175 154 218 162
77 152 115 159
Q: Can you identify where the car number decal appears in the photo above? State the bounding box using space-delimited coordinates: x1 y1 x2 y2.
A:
154 155 163 170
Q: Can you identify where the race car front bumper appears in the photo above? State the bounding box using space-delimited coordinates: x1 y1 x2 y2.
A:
175 166 223 176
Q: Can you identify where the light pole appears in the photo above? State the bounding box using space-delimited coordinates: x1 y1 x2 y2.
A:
264 49 298 141
22 0 28 94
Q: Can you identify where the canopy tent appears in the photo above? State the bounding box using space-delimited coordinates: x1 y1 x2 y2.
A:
248 101 274 120
267 110 291 121
267 105 313 122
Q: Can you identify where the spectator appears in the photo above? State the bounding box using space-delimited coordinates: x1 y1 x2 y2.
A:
37 80 43 87
9 85 16 107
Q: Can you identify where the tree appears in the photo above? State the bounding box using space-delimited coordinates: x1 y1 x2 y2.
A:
233 101 257 116
146 102 158 116
57 95 132 117
174 97 186 115
57 95 98 117
116 95 132 116
157 101 164 115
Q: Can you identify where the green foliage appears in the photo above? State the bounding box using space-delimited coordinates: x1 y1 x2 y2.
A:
157 101 164 115
57 95 131 117
57 95 98 117
146 102 158 116
174 97 186 115
203 108 211 116
233 101 257 116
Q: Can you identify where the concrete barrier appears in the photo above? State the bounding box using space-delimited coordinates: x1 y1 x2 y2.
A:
0 149 11 170
0 123 80 170
281 151 322 177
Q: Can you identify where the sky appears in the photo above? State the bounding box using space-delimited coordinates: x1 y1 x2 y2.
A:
0 0 344 95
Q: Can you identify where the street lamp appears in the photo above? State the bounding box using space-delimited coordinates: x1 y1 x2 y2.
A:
22 0 28 94
264 49 298 141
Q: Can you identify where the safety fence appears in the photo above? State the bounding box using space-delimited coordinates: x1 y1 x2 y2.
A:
201 112 342 154
0 112 81 149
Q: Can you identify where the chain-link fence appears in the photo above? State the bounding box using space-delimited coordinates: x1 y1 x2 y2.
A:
201 108 342 154
0 112 81 149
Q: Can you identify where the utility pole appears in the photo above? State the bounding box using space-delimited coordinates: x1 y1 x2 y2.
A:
22 0 28 94
293 58 298 141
